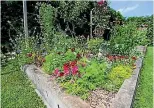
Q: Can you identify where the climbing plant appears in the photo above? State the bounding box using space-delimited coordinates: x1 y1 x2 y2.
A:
39 3 56 52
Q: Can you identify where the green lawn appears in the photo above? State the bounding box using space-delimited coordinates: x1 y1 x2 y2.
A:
1 59 45 108
133 47 153 108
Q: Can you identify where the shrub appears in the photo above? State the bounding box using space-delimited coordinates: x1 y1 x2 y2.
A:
87 38 104 54
109 23 137 55
109 22 149 55
146 17 153 46
53 33 78 53
134 29 149 46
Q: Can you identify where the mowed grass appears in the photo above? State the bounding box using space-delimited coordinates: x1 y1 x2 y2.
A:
1 59 45 108
133 47 153 108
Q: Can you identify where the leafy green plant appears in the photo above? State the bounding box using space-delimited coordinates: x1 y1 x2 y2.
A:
64 49 77 62
42 49 77 74
134 29 149 46
108 65 132 89
39 3 56 53
87 38 104 54
53 33 77 53
109 23 136 55
61 59 107 100
109 22 149 55
42 53 64 74
146 15 153 46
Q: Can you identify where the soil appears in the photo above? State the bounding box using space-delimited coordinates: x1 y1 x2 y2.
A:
88 89 116 108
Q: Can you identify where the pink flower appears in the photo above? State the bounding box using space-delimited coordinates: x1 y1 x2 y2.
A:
97 0 104 6
54 68 60 76
71 66 78 75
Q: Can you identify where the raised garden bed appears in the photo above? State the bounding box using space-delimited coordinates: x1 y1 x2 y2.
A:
22 46 146 108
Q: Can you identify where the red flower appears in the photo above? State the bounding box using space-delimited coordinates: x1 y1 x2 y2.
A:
71 66 78 75
97 0 104 6
59 72 64 77
107 56 114 61
27 53 32 57
64 62 70 67
132 56 137 60
71 48 75 52
63 63 70 76
70 60 77 67
121 56 125 59
76 53 81 59
114 56 119 60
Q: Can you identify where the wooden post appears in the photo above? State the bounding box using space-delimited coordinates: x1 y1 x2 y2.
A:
90 10 93 39
23 0 28 47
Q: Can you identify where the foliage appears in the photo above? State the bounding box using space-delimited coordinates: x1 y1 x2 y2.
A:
39 3 56 52
134 29 149 46
146 15 153 46
42 49 77 74
42 53 63 74
1 59 45 108
1 1 40 53
109 23 136 55
87 38 104 54
108 64 132 89
126 15 152 27
61 59 107 100
64 49 77 62
93 1 110 30
57 1 91 36
109 22 148 55
52 32 77 53
2 1 126 53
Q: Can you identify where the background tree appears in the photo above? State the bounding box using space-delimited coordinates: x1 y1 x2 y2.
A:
1 0 124 53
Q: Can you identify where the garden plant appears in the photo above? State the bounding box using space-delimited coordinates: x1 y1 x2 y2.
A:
1 0 153 108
